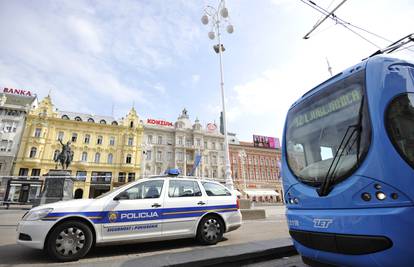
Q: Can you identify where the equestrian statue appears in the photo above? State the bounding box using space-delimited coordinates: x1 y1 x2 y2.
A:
55 140 74 170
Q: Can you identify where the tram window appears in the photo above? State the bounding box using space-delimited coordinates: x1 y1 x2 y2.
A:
386 93 414 169
285 70 370 187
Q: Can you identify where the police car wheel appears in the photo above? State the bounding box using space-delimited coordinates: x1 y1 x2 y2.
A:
197 215 224 245
46 220 93 262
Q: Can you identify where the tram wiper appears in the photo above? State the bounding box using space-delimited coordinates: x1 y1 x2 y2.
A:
317 96 365 197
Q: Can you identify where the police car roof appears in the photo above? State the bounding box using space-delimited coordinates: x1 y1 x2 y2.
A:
146 175 224 183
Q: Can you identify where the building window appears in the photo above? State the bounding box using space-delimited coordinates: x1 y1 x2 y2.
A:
130 121 134 128
147 135 153 144
128 173 135 182
107 153 113 164
157 136 163 145
186 139 192 147
81 152 88 162
71 133 78 142
84 134 90 144
178 136 183 145
118 172 126 183
157 151 162 161
18 168 29 176
196 139 201 147
97 136 103 145
146 150 152 160
29 147 37 158
126 154 132 164
109 137 115 146
76 171 87 181
204 141 208 148
212 142 216 150
31 169 41 176
94 153 100 163
34 128 41 138
57 131 64 141
128 137 133 146
53 150 59 160
177 152 184 161
167 151 173 161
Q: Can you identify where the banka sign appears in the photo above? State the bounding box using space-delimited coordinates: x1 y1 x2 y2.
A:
3 87 33 97
147 119 173 127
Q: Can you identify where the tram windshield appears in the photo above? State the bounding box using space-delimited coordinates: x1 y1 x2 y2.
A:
285 71 370 187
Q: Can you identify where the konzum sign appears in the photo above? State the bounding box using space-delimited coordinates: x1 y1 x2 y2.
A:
3 87 33 97
147 119 173 127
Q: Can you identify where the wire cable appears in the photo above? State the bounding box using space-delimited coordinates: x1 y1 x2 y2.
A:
300 0 383 47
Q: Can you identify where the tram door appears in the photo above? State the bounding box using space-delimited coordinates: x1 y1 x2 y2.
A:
18 184 30 203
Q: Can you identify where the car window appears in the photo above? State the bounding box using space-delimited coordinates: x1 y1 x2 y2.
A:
202 182 231 196
168 180 202 197
122 180 164 200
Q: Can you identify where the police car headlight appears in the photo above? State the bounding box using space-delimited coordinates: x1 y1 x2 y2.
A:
23 208 53 221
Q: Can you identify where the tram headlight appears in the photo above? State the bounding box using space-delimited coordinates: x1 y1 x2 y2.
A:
376 192 387 201
361 192 371 201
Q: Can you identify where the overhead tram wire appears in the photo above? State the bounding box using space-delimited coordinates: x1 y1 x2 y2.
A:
304 0 392 43
300 0 386 48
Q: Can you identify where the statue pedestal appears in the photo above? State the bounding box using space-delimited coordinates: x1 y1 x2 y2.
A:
34 170 76 206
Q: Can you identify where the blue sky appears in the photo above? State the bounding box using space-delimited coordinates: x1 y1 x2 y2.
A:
1 0 414 141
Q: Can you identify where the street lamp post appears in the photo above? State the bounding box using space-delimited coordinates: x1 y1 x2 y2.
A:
238 150 247 192
201 0 235 190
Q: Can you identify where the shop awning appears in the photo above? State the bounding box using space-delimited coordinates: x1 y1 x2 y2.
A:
243 189 280 197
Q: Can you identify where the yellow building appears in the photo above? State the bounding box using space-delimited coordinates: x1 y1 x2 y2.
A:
13 96 144 198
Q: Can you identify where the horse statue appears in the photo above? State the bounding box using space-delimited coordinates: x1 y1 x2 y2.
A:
54 140 74 170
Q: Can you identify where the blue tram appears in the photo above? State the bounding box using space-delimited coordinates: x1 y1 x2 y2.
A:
281 35 414 266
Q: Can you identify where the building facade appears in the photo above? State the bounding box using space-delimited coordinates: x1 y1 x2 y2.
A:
12 95 144 199
0 88 37 199
143 109 226 181
229 141 283 203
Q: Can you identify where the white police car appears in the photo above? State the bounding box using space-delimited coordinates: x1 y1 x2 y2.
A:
17 173 242 261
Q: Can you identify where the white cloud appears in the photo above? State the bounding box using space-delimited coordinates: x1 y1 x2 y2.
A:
192 74 200 84
67 16 103 54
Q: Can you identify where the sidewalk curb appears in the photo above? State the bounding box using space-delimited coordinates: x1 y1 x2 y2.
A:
121 239 297 267
171 244 297 267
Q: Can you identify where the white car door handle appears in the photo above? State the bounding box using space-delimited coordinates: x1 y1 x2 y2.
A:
151 203 162 208
197 201 206 205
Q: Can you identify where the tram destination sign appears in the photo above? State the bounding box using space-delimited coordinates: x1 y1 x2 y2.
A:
292 88 362 129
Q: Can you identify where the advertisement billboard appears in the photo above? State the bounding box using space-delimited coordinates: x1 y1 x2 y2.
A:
253 135 280 149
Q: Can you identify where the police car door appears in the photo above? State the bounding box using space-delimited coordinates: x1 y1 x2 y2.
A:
102 179 165 242
162 179 207 236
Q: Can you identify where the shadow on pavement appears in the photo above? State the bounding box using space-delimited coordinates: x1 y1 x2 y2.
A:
0 238 228 265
